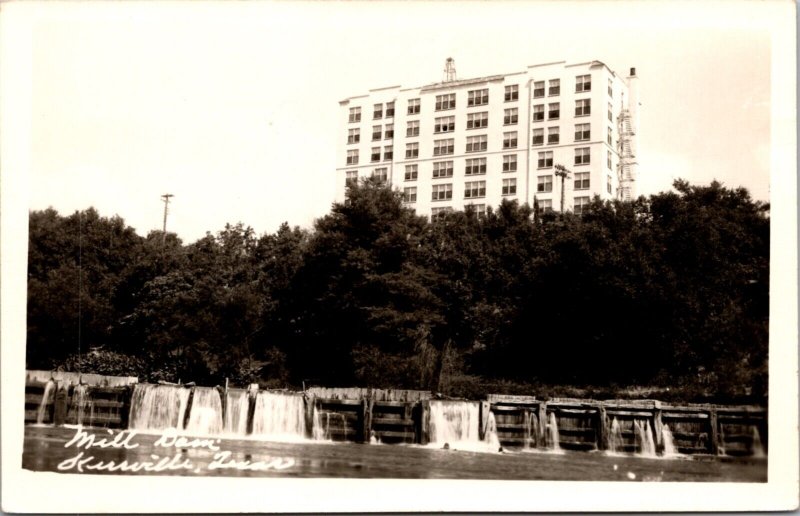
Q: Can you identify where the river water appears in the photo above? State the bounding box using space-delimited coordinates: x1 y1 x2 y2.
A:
22 426 766 481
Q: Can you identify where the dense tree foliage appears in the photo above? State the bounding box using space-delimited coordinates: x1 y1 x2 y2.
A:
26 179 769 401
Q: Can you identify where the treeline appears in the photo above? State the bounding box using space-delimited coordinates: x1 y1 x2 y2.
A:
27 179 769 401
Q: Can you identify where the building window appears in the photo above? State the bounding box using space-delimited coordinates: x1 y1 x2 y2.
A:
575 147 590 165
373 103 383 119
372 126 382 141
503 131 518 149
608 102 613 122
467 88 489 107
576 74 591 92
466 203 486 216
533 81 545 98
537 175 553 193
372 167 388 182
547 127 559 145
549 79 560 96
502 178 517 196
408 98 421 115
575 123 590 142
607 152 612 170
465 157 487 175
346 170 358 186
536 198 553 212
538 151 553 168
384 146 393 161
405 164 418 181
504 108 518 125
432 161 453 178
371 147 381 162
405 142 419 159
384 124 394 139
533 104 545 122
575 99 591 117
403 186 417 203
467 112 489 130
386 101 395 118
548 103 560 120
574 196 590 214
347 128 360 144
466 135 488 152
347 149 359 165
348 107 361 123
607 175 613 194
435 93 456 111
608 79 613 97
607 127 613 146
435 115 455 133
503 154 517 172
574 171 590 190
433 138 454 156
505 84 519 101
532 128 544 145
431 206 453 218
432 183 453 201
407 120 420 138
464 180 486 199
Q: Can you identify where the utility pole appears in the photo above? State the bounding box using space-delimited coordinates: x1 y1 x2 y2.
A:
161 194 173 246
554 164 571 213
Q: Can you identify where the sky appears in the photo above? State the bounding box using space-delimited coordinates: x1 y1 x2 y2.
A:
19 1 777 243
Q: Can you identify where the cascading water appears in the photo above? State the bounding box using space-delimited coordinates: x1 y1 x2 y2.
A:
428 400 482 451
521 411 533 449
547 412 561 452
185 387 224 436
251 392 306 441
484 411 501 451
70 384 89 425
751 426 766 458
608 417 624 454
312 407 347 441
224 389 250 435
661 424 678 457
128 384 190 432
634 419 656 457
36 380 56 424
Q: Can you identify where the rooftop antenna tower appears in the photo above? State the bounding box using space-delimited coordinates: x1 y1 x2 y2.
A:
617 67 639 201
443 57 457 82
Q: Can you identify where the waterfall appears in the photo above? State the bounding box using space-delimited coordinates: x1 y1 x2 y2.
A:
312 407 348 441
128 384 190 431
751 426 766 458
311 406 327 440
185 387 224 436
661 424 679 457
36 380 56 424
608 417 624 454
251 391 307 441
547 412 561 451
522 411 533 449
634 419 656 457
224 389 250 435
70 384 89 425
428 400 482 450
484 411 501 451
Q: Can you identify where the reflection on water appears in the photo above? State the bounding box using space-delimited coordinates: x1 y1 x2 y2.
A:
22 426 766 481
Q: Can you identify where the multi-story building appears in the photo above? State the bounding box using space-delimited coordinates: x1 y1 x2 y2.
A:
336 59 640 217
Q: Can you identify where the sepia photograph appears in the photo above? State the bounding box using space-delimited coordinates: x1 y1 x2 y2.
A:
1 0 797 512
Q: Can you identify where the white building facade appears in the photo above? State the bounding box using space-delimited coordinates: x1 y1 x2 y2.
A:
336 60 640 217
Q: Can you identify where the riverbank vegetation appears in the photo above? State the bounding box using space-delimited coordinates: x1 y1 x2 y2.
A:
27 179 769 403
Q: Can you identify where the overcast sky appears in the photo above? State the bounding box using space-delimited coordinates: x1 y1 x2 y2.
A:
23 2 777 243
